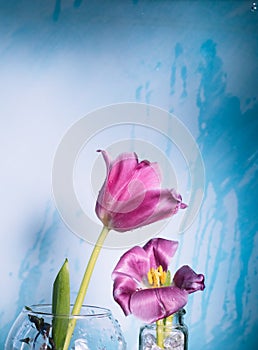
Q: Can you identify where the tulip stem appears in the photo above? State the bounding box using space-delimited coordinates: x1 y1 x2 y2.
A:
62 225 110 350
156 319 164 348
156 315 173 349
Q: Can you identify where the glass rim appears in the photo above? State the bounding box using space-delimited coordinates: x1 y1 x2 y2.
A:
23 304 112 319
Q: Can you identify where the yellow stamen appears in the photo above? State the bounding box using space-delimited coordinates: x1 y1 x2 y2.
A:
153 269 160 287
147 269 153 285
147 265 167 287
158 265 163 273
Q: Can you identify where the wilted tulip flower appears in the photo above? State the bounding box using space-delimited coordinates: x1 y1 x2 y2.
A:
112 238 205 323
95 150 187 232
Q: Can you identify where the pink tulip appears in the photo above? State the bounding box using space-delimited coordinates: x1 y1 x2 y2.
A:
95 150 187 232
112 238 205 323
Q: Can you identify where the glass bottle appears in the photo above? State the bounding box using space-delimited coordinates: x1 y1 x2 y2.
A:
139 309 188 350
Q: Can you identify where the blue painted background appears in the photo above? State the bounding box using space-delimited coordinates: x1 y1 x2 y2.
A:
0 1 257 349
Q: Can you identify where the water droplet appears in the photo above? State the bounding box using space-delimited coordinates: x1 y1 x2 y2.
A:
251 2 257 12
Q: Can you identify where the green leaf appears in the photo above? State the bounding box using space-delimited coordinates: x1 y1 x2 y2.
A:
52 258 70 349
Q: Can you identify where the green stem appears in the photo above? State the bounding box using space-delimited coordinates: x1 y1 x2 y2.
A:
156 319 164 348
62 226 110 350
156 315 174 349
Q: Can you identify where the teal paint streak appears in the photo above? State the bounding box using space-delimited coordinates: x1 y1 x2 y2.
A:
18 206 60 305
196 39 258 349
181 65 187 98
53 0 61 21
0 205 61 346
170 43 183 95
53 0 83 20
170 43 188 99
135 85 143 101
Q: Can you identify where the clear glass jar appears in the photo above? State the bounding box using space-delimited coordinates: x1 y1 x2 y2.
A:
138 309 188 350
5 304 126 350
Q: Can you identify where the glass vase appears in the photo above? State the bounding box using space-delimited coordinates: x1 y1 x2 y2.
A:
5 304 126 350
138 309 188 350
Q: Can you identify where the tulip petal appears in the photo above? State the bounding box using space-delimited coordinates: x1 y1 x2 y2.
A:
98 150 161 203
173 265 205 293
156 286 188 318
96 151 161 225
130 286 188 323
143 238 178 270
148 189 187 219
113 275 138 316
112 246 150 282
105 152 140 201
109 153 161 200
106 188 184 232
107 189 160 231
95 151 187 231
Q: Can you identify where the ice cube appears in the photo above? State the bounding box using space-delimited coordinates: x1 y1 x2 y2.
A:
164 331 184 349
143 344 162 350
142 332 163 350
143 332 156 346
151 345 162 350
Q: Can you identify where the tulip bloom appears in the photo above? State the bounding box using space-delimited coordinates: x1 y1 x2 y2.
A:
112 238 205 323
61 151 189 350
95 150 187 232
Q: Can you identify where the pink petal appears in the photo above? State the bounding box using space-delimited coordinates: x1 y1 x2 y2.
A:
95 151 161 226
141 189 186 223
106 189 161 231
98 150 161 203
173 265 205 293
156 286 188 318
95 150 187 232
113 275 137 316
143 238 178 270
112 246 150 282
98 184 155 215
130 286 188 323
106 188 184 232
105 152 140 201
